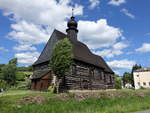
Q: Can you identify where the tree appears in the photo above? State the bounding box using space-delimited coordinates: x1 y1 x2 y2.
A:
131 64 142 87
9 58 17 65
0 80 8 90
1 58 18 85
114 75 122 89
0 64 5 79
122 72 132 87
50 38 73 93
17 66 33 72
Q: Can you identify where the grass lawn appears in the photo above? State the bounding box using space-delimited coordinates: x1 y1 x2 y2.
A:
0 89 150 113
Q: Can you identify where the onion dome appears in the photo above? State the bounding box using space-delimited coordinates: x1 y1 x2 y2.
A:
67 16 78 29
66 16 78 32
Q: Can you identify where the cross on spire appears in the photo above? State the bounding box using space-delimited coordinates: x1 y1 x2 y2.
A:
72 8 74 17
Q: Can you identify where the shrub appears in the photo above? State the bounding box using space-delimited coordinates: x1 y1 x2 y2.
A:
0 80 8 90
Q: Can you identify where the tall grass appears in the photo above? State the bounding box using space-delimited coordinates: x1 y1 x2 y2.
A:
0 90 150 113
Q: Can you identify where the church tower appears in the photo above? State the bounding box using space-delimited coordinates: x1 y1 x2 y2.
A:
66 14 78 41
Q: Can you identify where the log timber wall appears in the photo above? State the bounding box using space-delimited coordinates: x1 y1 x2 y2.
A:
60 60 114 90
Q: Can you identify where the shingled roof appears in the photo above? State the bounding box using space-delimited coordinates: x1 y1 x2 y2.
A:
31 69 50 79
33 29 114 74
33 29 66 65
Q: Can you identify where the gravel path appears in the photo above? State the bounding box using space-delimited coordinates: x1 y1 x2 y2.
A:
132 110 150 113
0 91 31 97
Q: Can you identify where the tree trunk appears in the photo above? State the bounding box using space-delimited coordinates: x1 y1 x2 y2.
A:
56 77 61 94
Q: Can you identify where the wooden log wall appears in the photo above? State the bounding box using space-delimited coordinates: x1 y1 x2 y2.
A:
62 60 115 90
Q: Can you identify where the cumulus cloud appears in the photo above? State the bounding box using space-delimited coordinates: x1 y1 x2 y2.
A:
14 44 37 51
0 46 9 52
78 19 123 49
93 42 128 58
0 0 83 46
8 21 50 45
120 8 135 19
0 0 83 25
136 43 150 52
107 59 136 70
93 49 122 58
108 0 126 6
15 52 40 64
113 42 128 50
89 0 100 9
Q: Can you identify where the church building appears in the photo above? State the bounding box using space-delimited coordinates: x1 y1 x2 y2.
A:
31 15 115 91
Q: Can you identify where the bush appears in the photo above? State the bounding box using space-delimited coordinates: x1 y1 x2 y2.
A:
115 75 122 89
0 80 8 90
16 71 26 81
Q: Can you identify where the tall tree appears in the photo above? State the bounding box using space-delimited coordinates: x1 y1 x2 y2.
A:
122 72 132 87
114 75 122 89
131 64 142 87
1 58 18 85
50 38 73 93
0 64 5 79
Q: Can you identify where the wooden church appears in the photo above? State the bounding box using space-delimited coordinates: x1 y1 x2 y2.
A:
31 15 115 91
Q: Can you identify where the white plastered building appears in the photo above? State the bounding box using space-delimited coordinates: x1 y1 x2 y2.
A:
133 68 150 89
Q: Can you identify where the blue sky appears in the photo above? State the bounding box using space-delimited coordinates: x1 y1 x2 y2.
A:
0 0 150 75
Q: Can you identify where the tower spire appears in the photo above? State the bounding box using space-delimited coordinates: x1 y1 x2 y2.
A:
66 8 78 41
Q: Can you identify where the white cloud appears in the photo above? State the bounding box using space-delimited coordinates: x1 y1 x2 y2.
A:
113 42 128 50
93 42 128 58
0 0 83 25
107 59 136 70
108 0 126 6
14 44 37 51
89 0 100 9
136 43 150 52
120 8 135 19
0 46 9 52
78 19 123 49
8 20 50 45
93 49 122 58
0 0 83 48
15 52 40 64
